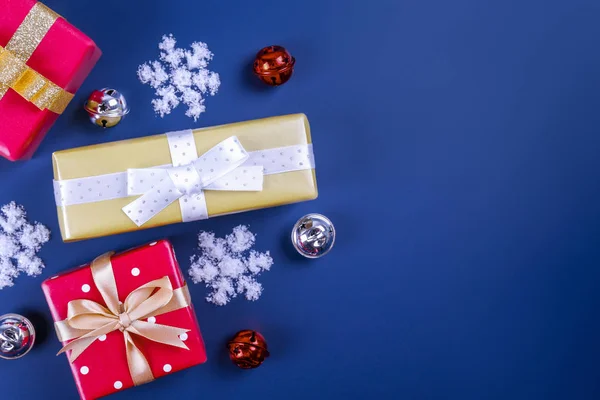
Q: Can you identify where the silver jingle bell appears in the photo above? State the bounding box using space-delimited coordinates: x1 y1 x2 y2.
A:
84 88 130 128
291 213 336 258
0 314 35 360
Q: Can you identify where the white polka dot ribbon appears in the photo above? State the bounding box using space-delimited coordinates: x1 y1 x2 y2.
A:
122 131 264 226
52 131 316 226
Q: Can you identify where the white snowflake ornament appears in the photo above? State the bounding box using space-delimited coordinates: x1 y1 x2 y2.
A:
138 34 220 121
189 225 273 306
0 202 50 289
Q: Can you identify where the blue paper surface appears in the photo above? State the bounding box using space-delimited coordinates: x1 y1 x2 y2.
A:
1 0 600 398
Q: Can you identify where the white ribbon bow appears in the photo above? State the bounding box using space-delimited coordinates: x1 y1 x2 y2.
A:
122 131 264 226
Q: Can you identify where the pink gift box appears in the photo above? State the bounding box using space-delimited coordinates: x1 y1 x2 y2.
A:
0 0 101 161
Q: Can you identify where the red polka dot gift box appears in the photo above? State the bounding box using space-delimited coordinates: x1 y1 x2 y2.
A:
41 240 207 400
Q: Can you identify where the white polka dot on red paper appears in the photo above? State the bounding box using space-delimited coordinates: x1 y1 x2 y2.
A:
114 381 123 390
98 335 107 342
131 267 140 276
80 366 89 375
81 284 91 293
179 333 188 341
163 364 172 373
147 317 156 324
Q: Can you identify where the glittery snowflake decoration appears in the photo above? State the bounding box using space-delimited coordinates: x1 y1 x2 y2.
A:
0 202 50 290
137 34 221 121
189 225 274 306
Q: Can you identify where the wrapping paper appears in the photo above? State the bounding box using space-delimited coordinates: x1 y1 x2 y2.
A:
41 240 207 400
52 113 318 242
0 0 101 161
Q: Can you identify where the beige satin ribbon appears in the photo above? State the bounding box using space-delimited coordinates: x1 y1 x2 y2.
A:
56 252 191 386
0 2 74 114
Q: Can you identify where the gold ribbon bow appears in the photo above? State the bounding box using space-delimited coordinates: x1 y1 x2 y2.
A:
55 252 191 386
0 2 74 114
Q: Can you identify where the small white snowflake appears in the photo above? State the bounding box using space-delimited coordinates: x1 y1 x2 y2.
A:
189 225 273 306
0 202 50 290
138 34 220 121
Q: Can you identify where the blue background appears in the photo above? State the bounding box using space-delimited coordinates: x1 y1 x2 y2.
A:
1 0 600 398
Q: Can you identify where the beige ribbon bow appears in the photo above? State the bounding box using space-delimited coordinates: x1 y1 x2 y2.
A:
56 252 191 386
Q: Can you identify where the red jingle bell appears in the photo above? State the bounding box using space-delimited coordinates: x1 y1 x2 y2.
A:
253 45 295 86
227 330 270 369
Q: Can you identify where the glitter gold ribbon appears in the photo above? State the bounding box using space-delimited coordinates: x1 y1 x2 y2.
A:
55 252 191 386
0 3 74 114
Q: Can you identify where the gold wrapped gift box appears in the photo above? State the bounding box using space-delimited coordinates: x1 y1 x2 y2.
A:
53 114 318 242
